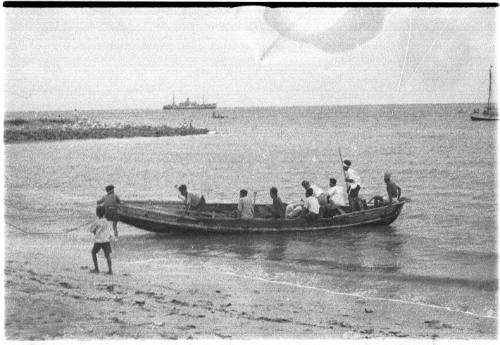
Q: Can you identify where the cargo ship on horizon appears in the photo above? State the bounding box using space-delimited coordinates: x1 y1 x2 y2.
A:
163 95 217 110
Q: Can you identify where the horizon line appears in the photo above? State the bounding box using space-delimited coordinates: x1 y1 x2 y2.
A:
4 101 490 113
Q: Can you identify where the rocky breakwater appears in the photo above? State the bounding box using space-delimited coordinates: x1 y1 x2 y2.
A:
4 118 209 144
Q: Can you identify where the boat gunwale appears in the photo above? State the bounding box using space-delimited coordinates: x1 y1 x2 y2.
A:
118 212 389 232
117 200 405 232
118 200 404 222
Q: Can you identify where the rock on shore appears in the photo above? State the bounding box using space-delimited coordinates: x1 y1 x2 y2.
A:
4 118 209 143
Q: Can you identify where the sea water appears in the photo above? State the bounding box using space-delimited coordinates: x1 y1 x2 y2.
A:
4 104 497 318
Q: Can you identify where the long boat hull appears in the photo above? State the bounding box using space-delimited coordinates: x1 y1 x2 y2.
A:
163 104 217 110
471 114 498 121
117 200 405 234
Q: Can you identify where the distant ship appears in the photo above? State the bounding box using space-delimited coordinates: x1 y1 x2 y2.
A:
471 66 497 121
163 95 216 110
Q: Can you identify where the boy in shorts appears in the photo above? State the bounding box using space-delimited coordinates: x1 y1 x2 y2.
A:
90 206 115 274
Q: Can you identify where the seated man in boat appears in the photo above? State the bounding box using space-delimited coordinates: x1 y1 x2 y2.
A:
236 189 254 219
301 180 324 199
301 188 320 221
384 172 401 203
303 179 329 206
324 178 347 216
285 180 325 218
268 187 285 219
367 195 385 207
285 201 304 218
177 184 206 213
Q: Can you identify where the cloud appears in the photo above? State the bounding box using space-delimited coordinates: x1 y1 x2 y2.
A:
262 8 387 59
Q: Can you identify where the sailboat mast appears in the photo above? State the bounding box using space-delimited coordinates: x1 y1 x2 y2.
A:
487 66 492 109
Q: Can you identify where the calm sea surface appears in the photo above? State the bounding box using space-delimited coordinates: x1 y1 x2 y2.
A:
4 104 497 318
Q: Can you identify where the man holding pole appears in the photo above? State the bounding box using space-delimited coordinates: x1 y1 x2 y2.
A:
343 160 362 211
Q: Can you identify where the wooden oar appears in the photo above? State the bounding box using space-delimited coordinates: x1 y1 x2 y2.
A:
338 147 350 194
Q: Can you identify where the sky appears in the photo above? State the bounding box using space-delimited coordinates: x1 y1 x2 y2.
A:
4 6 497 111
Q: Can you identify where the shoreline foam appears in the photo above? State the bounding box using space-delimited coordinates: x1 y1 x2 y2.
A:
4 232 497 340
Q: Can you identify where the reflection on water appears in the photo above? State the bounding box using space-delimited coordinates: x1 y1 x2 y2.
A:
118 225 404 276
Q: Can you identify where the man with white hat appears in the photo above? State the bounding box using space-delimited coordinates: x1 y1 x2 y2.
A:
343 160 362 211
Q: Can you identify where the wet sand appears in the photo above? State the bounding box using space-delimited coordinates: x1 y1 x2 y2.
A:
4 233 497 340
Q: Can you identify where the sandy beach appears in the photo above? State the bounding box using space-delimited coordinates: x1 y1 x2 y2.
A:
4 231 497 341
4 4 498 343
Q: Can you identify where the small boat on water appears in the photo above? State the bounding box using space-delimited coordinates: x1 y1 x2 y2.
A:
117 200 405 234
471 66 497 121
212 111 225 119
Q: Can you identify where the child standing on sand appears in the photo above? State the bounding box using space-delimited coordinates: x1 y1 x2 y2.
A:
90 205 115 275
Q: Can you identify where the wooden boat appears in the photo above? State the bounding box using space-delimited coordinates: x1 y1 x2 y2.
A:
471 66 497 121
117 200 405 234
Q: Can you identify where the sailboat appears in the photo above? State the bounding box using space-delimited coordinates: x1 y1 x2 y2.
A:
471 66 498 121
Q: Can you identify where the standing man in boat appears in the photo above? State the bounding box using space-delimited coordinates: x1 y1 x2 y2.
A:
343 160 362 211
177 184 206 213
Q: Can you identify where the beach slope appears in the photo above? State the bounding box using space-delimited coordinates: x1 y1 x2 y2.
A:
4 233 497 340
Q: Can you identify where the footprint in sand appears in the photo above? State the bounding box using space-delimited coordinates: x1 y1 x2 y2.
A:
177 324 196 331
134 290 156 297
171 299 189 307
29 277 44 284
215 332 231 338
424 320 452 330
109 316 126 324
